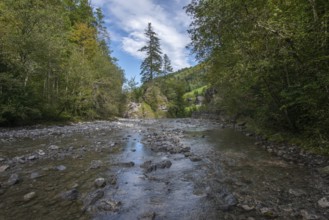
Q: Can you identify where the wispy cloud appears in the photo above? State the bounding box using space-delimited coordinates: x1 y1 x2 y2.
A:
91 0 193 70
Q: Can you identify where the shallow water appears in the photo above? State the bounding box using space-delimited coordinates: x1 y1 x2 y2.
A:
0 119 328 219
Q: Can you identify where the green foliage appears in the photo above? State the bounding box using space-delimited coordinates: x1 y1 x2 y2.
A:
186 0 329 149
0 0 124 125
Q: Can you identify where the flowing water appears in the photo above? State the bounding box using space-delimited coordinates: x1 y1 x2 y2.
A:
0 119 328 220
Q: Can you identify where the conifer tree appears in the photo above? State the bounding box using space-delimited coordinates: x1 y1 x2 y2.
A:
162 54 173 75
139 23 162 83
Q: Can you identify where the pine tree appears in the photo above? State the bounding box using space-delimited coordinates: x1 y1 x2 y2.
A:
139 23 162 83
162 54 173 75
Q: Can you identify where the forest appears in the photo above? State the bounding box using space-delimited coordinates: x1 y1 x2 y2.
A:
0 0 124 125
184 0 329 152
1 0 329 152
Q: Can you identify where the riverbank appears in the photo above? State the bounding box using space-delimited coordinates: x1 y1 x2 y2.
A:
1 119 329 219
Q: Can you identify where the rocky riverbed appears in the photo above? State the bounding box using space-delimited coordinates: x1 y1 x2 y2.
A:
0 119 329 219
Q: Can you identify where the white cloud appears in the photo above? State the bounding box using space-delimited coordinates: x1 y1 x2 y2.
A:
91 0 193 70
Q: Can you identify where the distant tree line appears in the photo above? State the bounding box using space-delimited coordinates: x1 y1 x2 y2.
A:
186 0 329 149
0 0 124 125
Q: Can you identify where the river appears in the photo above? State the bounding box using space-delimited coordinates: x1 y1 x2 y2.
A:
0 119 328 219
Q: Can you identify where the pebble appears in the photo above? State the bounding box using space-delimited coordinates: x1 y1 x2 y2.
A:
289 189 306 197
189 156 202 162
56 165 66 171
94 178 106 188
7 173 20 185
0 165 10 173
60 189 79 201
30 172 42 179
49 145 60 150
28 155 38 160
300 209 319 220
37 150 45 156
240 204 254 211
23 192 36 201
90 160 103 169
318 197 329 208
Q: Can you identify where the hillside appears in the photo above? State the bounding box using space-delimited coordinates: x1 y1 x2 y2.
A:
124 64 210 118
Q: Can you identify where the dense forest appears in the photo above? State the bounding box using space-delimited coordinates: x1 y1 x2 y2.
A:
183 0 329 152
0 0 124 125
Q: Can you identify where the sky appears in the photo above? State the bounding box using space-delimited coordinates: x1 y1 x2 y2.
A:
90 0 196 84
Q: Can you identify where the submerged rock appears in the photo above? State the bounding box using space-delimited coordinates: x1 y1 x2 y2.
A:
60 189 79 201
138 211 156 220
83 190 104 211
97 199 121 212
189 156 202 162
141 160 172 173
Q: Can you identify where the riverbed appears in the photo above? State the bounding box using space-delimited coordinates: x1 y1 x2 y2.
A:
0 119 328 219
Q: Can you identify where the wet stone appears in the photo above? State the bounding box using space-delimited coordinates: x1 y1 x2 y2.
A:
240 204 255 211
300 210 319 220
7 173 20 186
0 165 9 173
83 190 104 211
56 165 66 171
49 145 60 150
190 156 202 162
30 172 42 179
97 199 121 212
157 160 172 169
90 160 103 169
24 192 36 201
60 189 79 201
138 211 156 220
318 197 329 208
37 149 45 156
119 161 135 167
94 178 106 188
289 189 307 197
28 155 38 160
108 175 117 185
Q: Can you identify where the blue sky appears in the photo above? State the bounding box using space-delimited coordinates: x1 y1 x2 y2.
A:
90 0 196 84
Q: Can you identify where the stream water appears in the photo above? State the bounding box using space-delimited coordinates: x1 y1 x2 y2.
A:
0 119 328 219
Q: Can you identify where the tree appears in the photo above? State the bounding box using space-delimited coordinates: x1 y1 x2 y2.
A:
185 0 329 150
162 54 173 75
139 23 163 83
